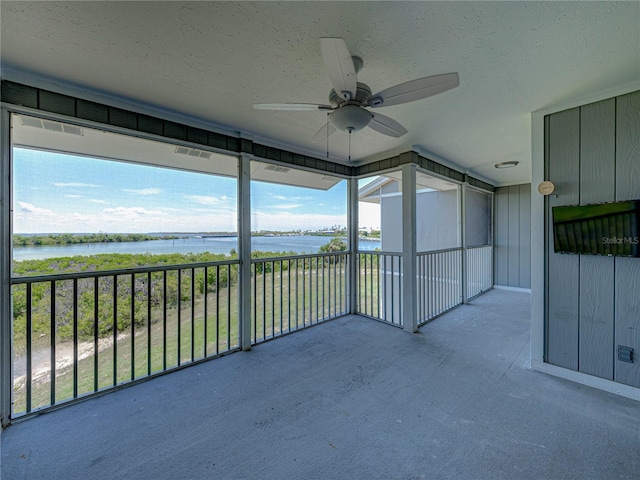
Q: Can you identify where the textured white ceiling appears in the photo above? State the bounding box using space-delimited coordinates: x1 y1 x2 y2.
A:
1 1 638 186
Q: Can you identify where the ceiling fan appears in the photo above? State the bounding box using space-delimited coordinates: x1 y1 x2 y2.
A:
253 38 459 142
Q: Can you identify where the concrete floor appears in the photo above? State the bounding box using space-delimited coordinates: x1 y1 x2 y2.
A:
2 289 639 479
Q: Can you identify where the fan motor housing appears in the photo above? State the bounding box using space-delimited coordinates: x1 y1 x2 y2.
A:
329 82 372 108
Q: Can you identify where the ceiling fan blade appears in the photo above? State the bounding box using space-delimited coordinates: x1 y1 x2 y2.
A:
311 122 337 143
367 72 459 108
319 38 357 100
368 113 408 138
253 103 332 111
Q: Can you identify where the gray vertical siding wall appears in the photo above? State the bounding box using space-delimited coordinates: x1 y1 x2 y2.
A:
494 184 531 289
545 90 640 388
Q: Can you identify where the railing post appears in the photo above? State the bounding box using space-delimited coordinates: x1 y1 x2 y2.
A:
0 108 12 427
347 177 359 314
401 164 417 333
461 183 468 304
238 154 252 351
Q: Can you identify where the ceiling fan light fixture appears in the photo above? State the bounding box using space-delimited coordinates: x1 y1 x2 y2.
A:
329 105 372 132
494 161 519 169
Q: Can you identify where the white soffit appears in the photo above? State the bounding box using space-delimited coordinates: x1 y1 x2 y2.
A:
250 160 343 191
12 114 238 178
12 114 342 190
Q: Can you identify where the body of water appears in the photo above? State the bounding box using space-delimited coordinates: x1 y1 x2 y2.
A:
13 235 381 261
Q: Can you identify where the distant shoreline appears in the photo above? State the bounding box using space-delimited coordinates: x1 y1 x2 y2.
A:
12 233 381 262
12 233 179 247
13 230 362 245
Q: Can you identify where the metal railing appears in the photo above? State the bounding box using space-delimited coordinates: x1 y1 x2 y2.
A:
465 245 493 300
250 252 348 344
417 248 463 326
356 251 403 327
10 260 240 417
9 245 492 419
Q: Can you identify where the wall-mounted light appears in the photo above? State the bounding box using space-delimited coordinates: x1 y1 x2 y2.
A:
494 161 519 169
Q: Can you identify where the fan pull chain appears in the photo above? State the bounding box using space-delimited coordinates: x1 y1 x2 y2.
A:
348 128 352 162
326 113 330 158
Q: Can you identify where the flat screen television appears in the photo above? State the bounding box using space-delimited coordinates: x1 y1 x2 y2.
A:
552 200 640 257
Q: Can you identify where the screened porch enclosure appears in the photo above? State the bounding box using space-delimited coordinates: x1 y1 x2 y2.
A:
4 110 493 424
358 169 493 328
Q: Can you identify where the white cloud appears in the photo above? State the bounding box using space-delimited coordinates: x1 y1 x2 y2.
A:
192 207 236 214
103 206 166 216
272 203 302 210
186 195 230 205
53 182 100 188
88 199 107 204
14 203 238 234
272 194 312 201
72 213 93 222
123 188 161 195
18 202 54 216
64 194 83 198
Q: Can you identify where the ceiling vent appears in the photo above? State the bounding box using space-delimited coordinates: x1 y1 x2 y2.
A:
264 164 290 173
20 116 83 136
174 146 211 159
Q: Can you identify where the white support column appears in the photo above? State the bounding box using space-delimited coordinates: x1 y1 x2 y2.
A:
530 110 546 365
238 154 252 351
461 183 468 303
0 108 12 426
347 177 359 314
402 164 417 333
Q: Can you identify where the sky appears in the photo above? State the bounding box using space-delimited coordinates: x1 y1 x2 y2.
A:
13 148 380 234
